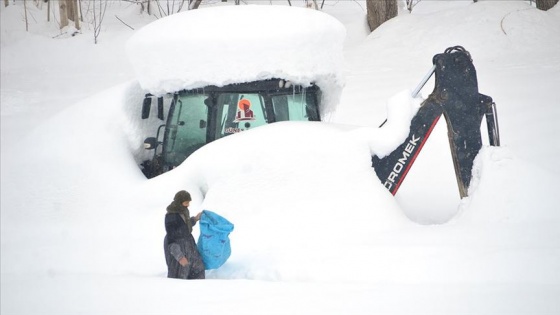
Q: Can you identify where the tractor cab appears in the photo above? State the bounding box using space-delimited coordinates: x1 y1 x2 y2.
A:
127 6 345 178
141 79 321 178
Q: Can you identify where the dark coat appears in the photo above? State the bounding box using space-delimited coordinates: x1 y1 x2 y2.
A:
164 211 205 279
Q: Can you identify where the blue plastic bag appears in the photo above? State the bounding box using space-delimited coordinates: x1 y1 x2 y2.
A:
197 210 234 270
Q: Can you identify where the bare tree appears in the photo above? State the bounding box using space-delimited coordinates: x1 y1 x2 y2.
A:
59 0 69 28
57 0 80 29
137 0 157 15
536 0 558 10
189 0 202 10
142 0 152 15
79 0 84 22
366 0 397 32
66 0 75 21
405 0 421 13
92 0 108 44
137 0 205 17
150 0 189 17
72 0 80 29
305 0 319 10
24 0 29 31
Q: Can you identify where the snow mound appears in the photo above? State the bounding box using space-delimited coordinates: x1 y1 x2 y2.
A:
126 5 346 115
166 120 414 281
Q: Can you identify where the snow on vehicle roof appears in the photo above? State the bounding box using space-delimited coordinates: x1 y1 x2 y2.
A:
126 5 346 115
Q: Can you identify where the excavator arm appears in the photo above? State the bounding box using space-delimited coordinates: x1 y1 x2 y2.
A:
372 46 500 198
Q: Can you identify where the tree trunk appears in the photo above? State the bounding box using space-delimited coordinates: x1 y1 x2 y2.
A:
536 0 558 10
190 0 202 9
4 0 8 7
305 0 318 9
66 0 74 21
73 0 80 29
366 0 398 32
24 0 29 31
59 0 69 28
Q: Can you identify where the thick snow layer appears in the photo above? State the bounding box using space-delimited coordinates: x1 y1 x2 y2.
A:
126 5 346 115
2 1 560 314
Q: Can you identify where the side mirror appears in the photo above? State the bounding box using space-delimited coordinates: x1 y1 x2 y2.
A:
142 96 152 119
144 137 158 150
157 97 164 120
200 120 207 129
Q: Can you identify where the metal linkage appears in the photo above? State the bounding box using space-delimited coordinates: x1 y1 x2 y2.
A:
373 46 500 198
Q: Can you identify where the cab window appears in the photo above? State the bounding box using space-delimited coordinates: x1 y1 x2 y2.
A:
271 93 311 121
164 94 208 166
217 93 267 138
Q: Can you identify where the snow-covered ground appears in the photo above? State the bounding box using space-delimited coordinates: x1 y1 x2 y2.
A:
2 1 560 314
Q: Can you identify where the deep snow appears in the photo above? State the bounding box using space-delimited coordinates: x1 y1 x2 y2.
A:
2 1 560 314
125 5 346 116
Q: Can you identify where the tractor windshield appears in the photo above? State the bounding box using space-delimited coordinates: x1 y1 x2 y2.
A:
217 93 268 138
159 80 320 171
163 94 209 167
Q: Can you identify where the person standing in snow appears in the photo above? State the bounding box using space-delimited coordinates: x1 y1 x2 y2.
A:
164 190 205 279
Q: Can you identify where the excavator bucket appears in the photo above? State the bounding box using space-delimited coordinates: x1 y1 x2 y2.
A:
372 46 500 198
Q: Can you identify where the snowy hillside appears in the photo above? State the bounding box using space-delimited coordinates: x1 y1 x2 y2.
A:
2 1 560 314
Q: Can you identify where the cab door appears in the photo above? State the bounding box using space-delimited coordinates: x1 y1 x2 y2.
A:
163 94 209 167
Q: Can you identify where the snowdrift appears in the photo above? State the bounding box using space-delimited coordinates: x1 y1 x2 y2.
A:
2 1 560 314
126 5 346 115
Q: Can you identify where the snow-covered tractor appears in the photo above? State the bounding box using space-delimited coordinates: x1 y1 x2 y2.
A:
139 79 321 177
127 6 499 198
